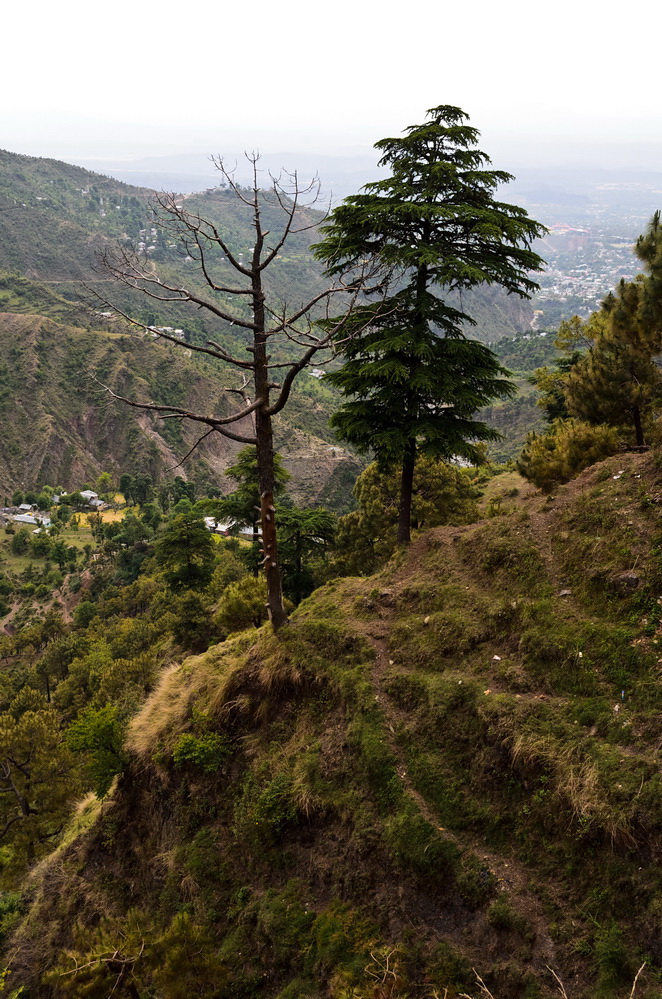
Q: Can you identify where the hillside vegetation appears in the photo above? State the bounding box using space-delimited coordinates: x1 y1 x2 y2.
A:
0 310 360 504
0 145 550 506
5 450 662 997
0 148 534 343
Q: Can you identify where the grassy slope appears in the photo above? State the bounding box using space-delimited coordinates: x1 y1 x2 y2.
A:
8 450 662 998
0 310 360 505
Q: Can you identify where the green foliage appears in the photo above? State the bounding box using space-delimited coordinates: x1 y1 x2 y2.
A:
0 892 23 945
66 705 128 797
73 600 96 629
427 941 475 996
215 576 268 635
520 214 662 482
531 350 585 423
172 732 230 772
315 104 544 541
384 807 459 880
0 698 82 861
208 546 247 597
487 896 531 937
46 909 228 997
306 902 377 984
564 265 662 447
219 447 291 537
154 509 215 589
517 419 620 491
594 922 635 989
348 714 400 812
277 505 336 603
333 457 480 574
233 766 298 847
9 531 29 556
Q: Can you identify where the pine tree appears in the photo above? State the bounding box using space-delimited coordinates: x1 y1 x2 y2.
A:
221 448 291 546
154 510 215 590
314 105 545 544
564 274 662 448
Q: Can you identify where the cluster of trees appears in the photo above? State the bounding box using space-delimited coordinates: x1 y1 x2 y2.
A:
9 528 80 571
518 213 662 490
99 104 544 630
0 433 495 872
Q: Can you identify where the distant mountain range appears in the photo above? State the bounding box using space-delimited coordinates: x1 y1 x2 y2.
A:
0 146 570 496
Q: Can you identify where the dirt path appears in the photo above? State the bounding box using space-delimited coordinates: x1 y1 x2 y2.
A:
340 536 559 969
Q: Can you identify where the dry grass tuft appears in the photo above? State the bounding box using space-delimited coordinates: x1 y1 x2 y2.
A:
127 637 249 759
127 624 328 763
510 731 638 847
210 634 326 726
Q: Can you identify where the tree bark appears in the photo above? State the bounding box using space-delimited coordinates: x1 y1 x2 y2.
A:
255 384 287 628
633 404 645 447
397 440 416 546
395 251 428 548
252 229 287 630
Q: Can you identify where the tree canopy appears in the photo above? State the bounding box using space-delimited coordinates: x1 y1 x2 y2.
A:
520 212 662 489
314 105 546 544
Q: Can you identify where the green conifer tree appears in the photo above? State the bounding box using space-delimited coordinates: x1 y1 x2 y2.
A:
562 242 662 448
221 448 290 546
154 510 215 590
314 105 545 544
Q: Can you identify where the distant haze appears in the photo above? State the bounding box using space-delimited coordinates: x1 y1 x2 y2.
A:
3 0 662 210
0 109 659 207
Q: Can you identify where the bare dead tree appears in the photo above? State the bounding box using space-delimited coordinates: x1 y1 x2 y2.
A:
95 155 372 631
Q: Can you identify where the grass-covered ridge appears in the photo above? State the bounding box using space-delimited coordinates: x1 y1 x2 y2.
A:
4 450 662 997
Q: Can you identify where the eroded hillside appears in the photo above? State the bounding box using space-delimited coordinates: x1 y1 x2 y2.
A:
0 311 360 505
6 451 662 998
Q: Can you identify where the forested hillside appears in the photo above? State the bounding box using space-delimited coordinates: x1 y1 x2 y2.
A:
2 452 662 997
0 147 533 340
0 145 545 504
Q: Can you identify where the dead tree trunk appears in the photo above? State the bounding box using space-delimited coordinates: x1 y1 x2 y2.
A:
97 154 369 632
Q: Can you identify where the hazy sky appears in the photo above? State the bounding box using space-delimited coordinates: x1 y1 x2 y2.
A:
3 0 661 171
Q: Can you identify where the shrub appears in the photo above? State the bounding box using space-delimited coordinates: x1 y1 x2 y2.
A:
172 732 230 773
66 705 128 797
517 419 619 491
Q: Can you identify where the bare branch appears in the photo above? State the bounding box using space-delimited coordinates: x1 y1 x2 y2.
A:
98 245 256 330
58 941 146 979
154 190 252 277
84 286 256 370
545 967 569 999
266 343 320 416
203 339 255 369
227 374 253 407
264 286 341 337
189 228 253 296
257 172 302 271
93 379 258 443
630 964 647 998
166 428 217 470
0 814 24 842
459 970 496 999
